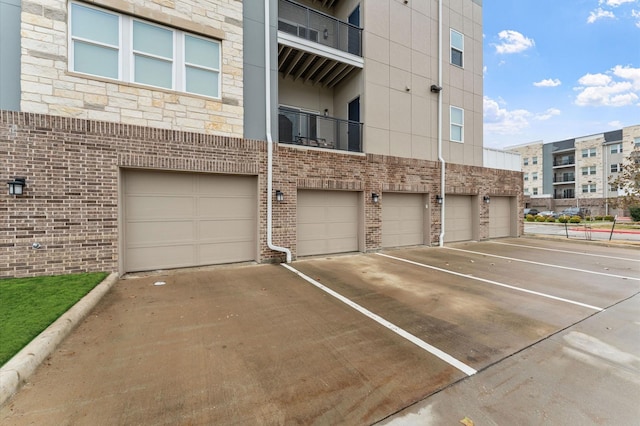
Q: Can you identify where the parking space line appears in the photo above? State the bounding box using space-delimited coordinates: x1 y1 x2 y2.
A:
376 253 604 311
281 263 477 376
445 247 640 282
490 241 640 262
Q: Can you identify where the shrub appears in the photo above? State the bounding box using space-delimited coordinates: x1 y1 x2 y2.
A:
535 215 546 222
526 214 536 222
545 217 556 222
594 215 603 221
558 215 569 223
569 215 582 223
604 215 614 221
630 206 640 222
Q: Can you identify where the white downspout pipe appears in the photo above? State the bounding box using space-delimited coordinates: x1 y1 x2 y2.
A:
265 0 292 263
437 0 445 247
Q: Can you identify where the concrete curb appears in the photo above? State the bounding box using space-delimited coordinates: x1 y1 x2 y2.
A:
0 272 119 407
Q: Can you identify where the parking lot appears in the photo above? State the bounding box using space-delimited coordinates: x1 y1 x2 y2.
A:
1 237 639 424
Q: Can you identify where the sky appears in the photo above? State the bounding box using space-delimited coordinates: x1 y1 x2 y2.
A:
482 0 640 149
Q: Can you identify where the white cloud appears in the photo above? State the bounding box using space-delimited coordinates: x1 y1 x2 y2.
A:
574 66 640 107
587 8 616 23
483 96 532 134
608 120 624 127
633 10 640 28
533 78 562 87
535 108 562 121
493 30 535 54
599 0 635 6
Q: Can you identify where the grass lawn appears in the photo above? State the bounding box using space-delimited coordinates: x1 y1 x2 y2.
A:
0 272 108 366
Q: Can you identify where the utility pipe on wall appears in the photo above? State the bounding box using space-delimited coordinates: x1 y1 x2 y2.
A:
265 0 292 263
437 0 446 247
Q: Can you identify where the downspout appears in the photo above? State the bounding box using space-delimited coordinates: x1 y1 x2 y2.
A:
265 0 292 263
437 0 445 247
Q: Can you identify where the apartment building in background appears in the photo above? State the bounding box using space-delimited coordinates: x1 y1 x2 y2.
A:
506 125 640 216
2 0 523 278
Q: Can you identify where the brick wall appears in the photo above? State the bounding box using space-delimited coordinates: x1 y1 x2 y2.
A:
2 111 523 278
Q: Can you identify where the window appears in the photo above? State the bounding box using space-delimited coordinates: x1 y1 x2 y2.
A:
581 148 596 157
532 187 538 195
532 156 538 165
524 188 530 195
532 172 538 181
582 184 596 193
69 2 221 98
610 143 622 154
635 137 640 147
523 157 529 166
581 166 596 175
450 29 463 67
523 173 528 181
450 106 464 142
611 163 619 173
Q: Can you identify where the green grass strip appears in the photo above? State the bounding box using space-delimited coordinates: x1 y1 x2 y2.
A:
0 272 108 366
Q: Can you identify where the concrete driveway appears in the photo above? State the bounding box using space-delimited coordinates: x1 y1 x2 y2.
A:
1 238 639 424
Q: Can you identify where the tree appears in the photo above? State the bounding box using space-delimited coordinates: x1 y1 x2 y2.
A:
608 145 640 213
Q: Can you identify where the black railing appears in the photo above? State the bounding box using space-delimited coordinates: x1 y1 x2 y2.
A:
279 0 362 56
553 157 575 167
553 175 575 183
278 107 363 152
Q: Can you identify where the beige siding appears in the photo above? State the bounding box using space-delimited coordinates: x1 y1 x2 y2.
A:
382 193 424 247
297 190 359 256
123 170 257 272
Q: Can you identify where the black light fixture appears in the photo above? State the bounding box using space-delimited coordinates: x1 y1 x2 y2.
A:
483 195 491 204
7 177 26 196
275 190 284 202
430 84 442 93
372 193 379 204
436 195 443 204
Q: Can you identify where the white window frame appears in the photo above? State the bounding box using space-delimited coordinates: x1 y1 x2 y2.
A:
532 172 538 181
611 163 619 173
523 173 528 181
523 157 529 166
532 187 538 195
532 156 538 165
610 143 623 154
450 29 463 67
450 106 464 143
69 2 221 99
582 184 596 193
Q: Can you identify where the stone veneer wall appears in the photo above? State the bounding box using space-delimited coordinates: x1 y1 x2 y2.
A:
2 111 523 278
20 0 243 136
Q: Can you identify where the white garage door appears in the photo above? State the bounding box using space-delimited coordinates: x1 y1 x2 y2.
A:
123 170 257 272
489 196 512 238
297 190 359 257
382 193 424 248
444 195 473 242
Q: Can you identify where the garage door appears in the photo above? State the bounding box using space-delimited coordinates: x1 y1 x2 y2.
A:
489 196 512 238
444 195 473 242
382 193 424 248
123 170 257 272
297 190 359 257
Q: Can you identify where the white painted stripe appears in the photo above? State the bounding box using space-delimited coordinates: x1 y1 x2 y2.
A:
376 253 604 311
445 246 640 282
491 241 640 262
281 263 477 376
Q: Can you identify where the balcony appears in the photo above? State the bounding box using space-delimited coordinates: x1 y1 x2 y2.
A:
553 157 575 168
278 0 363 87
553 175 575 184
278 107 362 152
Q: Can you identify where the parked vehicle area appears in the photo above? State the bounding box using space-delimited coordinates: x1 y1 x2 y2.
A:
2 238 639 425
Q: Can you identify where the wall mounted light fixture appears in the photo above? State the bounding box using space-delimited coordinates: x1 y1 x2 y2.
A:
7 177 26 195
430 84 442 93
436 195 443 204
275 190 284 202
483 195 491 204
372 193 379 204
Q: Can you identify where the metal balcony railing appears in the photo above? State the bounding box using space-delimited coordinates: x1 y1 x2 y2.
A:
553 157 575 167
278 0 362 56
553 175 575 183
278 107 363 152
